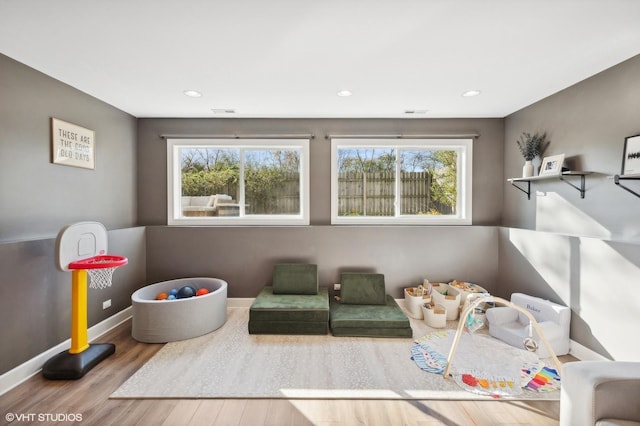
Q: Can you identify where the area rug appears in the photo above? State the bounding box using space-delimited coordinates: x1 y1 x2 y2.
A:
111 307 560 400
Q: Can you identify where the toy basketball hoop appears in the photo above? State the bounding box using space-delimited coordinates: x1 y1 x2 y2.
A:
69 254 128 289
44 222 128 380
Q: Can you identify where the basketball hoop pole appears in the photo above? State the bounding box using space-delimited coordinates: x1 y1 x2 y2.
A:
67 255 127 354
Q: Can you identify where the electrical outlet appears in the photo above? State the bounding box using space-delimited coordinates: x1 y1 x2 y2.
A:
102 299 111 310
333 283 341 291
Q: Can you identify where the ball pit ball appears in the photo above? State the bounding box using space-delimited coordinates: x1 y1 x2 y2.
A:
176 285 197 299
155 286 207 300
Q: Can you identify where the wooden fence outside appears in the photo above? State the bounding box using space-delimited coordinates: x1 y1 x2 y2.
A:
246 173 300 214
338 171 445 216
188 171 452 215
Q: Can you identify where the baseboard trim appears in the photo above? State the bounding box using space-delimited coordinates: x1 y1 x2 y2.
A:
569 339 609 361
0 306 132 397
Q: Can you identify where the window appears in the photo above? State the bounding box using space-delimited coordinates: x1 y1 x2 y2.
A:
167 138 310 225
331 138 472 224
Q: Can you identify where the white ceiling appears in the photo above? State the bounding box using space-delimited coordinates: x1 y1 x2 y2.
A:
2 0 640 119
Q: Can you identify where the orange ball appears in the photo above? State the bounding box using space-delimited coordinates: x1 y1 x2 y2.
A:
196 288 209 296
156 292 168 300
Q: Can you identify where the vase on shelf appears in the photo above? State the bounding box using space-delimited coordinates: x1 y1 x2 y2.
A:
522 160 534 178
533 157 541 176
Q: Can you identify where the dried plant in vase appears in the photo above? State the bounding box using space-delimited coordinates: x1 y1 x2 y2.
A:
516 132 549 177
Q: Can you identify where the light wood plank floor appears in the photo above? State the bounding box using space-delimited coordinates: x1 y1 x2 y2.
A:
1 320 572 425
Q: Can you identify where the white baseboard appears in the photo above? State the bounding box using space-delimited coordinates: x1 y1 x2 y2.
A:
0 306 132 397
569 339 609 361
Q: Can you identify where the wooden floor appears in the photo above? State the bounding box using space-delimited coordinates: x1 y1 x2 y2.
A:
0 320 570 426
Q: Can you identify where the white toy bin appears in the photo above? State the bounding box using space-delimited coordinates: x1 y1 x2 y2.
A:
430 282 461 321
404 287 431 319
422 303 447 328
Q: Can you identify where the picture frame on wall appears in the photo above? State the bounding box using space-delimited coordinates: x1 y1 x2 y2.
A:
539 153 565 176
621 134 640 176
51 117 95 170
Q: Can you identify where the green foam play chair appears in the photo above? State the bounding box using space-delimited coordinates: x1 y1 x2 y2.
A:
249 264 329 335
329 272 412 338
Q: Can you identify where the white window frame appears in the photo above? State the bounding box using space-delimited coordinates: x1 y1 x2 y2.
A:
167 138 310 226
330 138 472 225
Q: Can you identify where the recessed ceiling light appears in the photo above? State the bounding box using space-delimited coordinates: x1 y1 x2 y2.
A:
462 90 481 97
337 90 352 97
183 90 202 98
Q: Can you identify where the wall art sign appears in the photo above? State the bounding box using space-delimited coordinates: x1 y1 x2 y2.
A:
622 134 640 176
51 118 95 169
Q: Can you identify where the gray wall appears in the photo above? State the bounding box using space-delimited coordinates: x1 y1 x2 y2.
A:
498 228 640 361
0 54 139 243
502 54 640 241
138 117 505 226
146 226 499 299
0 54 145 374
499 54 640 360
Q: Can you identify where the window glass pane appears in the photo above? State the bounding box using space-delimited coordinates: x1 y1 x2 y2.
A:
331 138 471 225
337 148 396 217
180 148 240 217
169 138 309 225
244 149 301 215
400 149 458 216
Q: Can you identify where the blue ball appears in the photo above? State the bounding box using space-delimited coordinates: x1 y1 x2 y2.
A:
169 288 178 296
177 285 196 299
168 294 176 300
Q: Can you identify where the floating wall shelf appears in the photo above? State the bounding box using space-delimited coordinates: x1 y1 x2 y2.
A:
507 172 593 200
614 174 640 198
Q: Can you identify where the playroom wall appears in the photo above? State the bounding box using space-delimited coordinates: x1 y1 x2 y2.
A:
499 54 640 360
145 225 499 299
138 117 505 298
0 54 146 376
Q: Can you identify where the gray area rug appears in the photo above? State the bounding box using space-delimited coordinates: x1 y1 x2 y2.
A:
111 307 560 400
